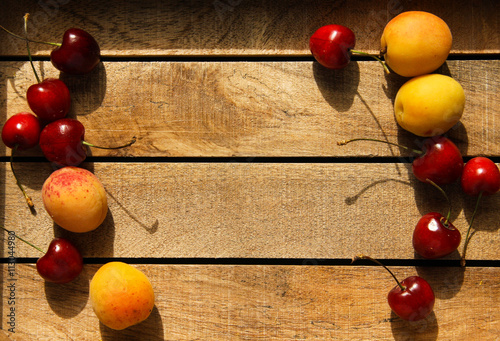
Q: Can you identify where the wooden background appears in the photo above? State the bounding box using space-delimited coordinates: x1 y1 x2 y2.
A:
1 0 499 340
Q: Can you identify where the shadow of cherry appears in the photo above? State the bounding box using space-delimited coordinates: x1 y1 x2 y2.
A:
312 60 360 113
59 62 107 118
415 264 465 300
390 310 439 341
43 265 91 318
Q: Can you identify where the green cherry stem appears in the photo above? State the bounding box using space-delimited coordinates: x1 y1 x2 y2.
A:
82 136 137 150
461 192 483 267
426 178 452 226
352 254 405 291
350 49 390 74
11 145 34 209
0 17 61 47
24 13 41 84
337 138 424 155
0 226 45 253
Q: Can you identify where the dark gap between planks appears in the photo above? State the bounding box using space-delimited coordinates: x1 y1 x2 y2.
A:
1 257 499 267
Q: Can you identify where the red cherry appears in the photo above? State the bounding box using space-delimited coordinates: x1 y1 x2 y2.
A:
413 212 461 259
387 276 435 321
411 136 464 186
50 28 100 75
1 112 41 150
460 157 500 266
0 227 83 283
310 25 389 72
39 118 87 167
37 238 84 284
39 118 136 167
461 157 500 197
310 24 355 69
353 255 435 321
27 78 71 122
338 136 463 186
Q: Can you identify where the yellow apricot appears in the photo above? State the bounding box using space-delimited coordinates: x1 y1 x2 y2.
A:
394 74 465 137
90 262 155 330
42 166 108 233
381 11 452 77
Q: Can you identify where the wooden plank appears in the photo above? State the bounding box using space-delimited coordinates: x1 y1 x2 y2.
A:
1 0 498 57
2 162 499 260
1 264 499 340
2 60 499 157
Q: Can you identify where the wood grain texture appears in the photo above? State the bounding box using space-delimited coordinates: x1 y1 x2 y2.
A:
0 1 499 340
1 60 499 157
1 0 498 57
1 264 499 340
1 162 499 260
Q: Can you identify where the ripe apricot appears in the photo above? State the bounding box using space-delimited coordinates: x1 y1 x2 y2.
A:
42 166 108 233
90 262 155 330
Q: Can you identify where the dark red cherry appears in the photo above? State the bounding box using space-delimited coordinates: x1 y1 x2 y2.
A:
39 118 87 167
388 276 435 321
338 136 463 186
461 157 500 197
1 112 41 150
460 157 500 266
27 78 71 122
353 255 435 321
0 227 83 283
412 136 464 186
413 212 461 259
36 238 84 284
51 28 100 75
310 24 355 69
39 118 136 167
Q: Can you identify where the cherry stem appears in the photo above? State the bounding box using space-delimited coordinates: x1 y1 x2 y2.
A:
426 179 452 225
0 21 60 47
352 254 405 291
24 14 41 84
11 145 34 209
82 136 137 150
350 49 390 74
337 138 423 155
461 192 483 267
0 226 45 254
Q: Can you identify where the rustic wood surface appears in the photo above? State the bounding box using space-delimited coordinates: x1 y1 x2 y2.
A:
2 264 500 340
1 0 499 340
1 60 499 158
1 162 500 261
0 0 499 56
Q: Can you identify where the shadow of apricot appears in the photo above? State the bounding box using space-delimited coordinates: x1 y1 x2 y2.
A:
312 60 360 113
44 265 91 318
59 62 107 118
99 305 164 341
382 61 453 107
415 264 464 300
390 310 438 341
53 208 115 258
